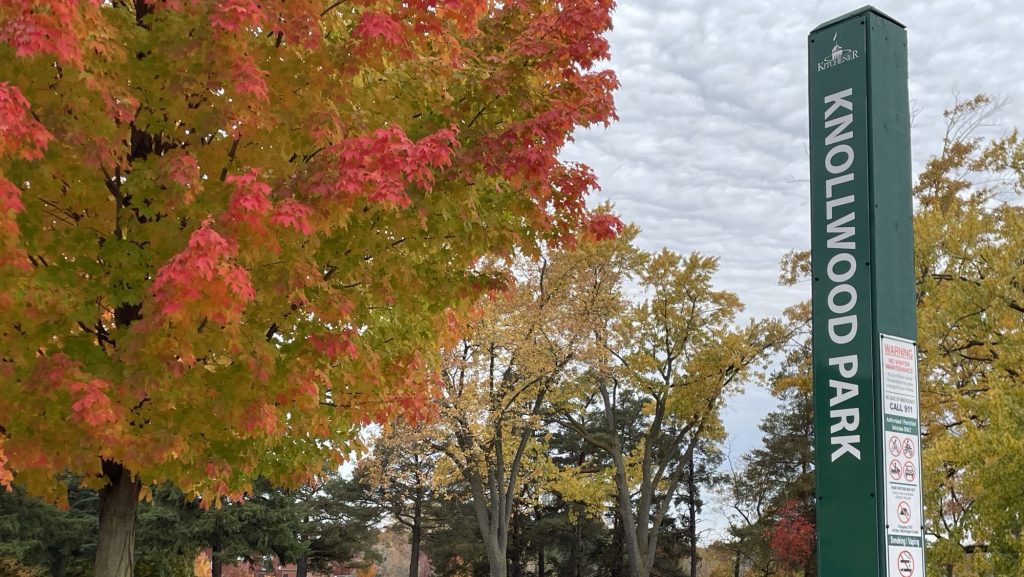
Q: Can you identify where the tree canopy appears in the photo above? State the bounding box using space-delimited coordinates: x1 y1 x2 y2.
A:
0 1 618 575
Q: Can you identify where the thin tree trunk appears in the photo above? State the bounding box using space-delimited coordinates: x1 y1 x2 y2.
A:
537 540 545 577
571 515 582 577
610 510 623 577
510 513 523 577
297 555 308 577
732 548 741 577
211 544 222 577
688 454 698 577
612 453 645 577
94 460 141 577
409 486 423 577
50 550 67 577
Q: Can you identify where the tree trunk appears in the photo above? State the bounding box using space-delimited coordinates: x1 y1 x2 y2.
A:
483 538 508 577
614 484 645 577
570 515 581 577
687 455 698 577
610 510 623 577
49 550 67 577
211 545 222 577
537 541 545 577
408 487 423 577
94 460 142 577
509 513 522 577
466 470 508 577
732 548 741 577
297 555 308 577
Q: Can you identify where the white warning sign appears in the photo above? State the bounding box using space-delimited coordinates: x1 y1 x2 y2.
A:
880 334 925 577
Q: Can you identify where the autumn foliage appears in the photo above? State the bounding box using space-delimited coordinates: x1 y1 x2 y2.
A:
0 0 618 517
766 499 816 569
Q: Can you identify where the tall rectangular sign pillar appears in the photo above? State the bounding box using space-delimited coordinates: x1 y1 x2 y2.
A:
809 6 922 577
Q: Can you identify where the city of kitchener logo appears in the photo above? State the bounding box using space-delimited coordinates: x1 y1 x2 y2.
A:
818 32 859 71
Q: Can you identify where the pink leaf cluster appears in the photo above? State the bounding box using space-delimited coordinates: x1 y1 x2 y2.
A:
308 330 359 361
353 12 406 48
310 126 458 208
69 378 120 427
264 0 323 50
0 83 48 271
435 0 487 35
161 150 202 204
233 56 269 102
243 402 280 435
225 169 273 223
210 0 264 32
0 0 90 65
509 0 613 71
270 199 315 235
99 90 140 125
0 82 52 161
150 220 256 324
0 177 23 217
225 168 314 238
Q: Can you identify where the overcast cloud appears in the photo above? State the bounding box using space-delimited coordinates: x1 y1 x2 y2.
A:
563 0 1024 536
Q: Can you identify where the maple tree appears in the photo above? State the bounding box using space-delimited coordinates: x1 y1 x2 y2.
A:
0 1 618 575
765 499 814 572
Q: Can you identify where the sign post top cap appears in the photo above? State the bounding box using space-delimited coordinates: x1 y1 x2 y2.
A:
810 5 906 34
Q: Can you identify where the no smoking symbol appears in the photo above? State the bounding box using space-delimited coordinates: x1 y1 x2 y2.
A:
897 550 914 577
897 501 912 524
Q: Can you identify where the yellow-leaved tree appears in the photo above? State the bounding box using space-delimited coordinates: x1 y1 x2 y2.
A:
549 240 786 577
915 95 1024 577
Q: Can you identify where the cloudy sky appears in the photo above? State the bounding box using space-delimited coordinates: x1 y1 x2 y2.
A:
563 0 1024 535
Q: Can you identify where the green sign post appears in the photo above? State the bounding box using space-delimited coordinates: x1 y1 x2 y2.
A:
809 6 922 577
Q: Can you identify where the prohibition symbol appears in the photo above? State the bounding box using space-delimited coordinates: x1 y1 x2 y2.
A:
897 500 912 524
903 462 917 482
896 550 914 577
889 459 903 480
889 436 902 456
902 438 915 459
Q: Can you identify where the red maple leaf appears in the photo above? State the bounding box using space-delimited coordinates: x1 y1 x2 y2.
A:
210 0 264 32
0 1 84 65
587 213 624 241
233 56 269 102
308 331 360 361
149 220 256 322
270 199 315 235
0 82 52 160
353 12 406 47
